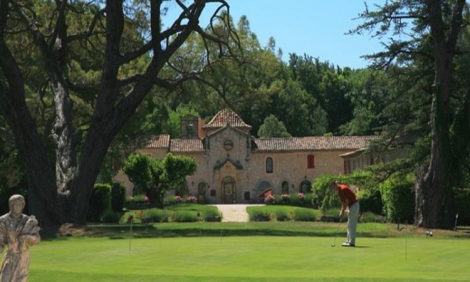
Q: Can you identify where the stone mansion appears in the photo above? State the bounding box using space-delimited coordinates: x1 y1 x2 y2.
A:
115 108 379 204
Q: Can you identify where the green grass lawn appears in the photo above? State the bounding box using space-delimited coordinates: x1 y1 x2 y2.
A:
30 224 469 282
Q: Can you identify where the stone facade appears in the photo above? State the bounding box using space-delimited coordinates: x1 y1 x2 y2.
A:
114 109 377 203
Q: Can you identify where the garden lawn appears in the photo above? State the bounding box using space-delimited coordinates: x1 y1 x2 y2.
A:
30 235 468 281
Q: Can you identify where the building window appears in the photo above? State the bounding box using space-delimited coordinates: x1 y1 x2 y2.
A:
307 155 315 168
244 191 250 201
210 189 216 197
266 157 273 173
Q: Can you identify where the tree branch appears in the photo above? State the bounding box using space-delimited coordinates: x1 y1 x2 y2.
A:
67 8 106 43
446 0 466 53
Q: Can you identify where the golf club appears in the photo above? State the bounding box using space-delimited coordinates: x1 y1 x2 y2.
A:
331 221 341 247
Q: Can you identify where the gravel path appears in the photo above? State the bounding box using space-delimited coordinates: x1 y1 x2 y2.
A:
213 204 264 222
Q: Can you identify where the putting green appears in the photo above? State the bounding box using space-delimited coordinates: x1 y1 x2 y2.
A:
29 236 468 281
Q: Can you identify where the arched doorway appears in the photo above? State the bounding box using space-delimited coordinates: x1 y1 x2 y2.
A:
222 177 236 204
282 181 289 194
300 180 312 194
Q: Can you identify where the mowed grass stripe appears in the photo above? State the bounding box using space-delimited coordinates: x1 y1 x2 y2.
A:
28 236 469 281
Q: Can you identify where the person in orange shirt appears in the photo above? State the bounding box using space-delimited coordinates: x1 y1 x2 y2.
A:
330 180 360 247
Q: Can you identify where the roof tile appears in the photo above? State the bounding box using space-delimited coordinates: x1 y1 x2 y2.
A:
146 134 170 148
254 136 377 151
146 135 376 152
203 108 252 129
170 139 205 152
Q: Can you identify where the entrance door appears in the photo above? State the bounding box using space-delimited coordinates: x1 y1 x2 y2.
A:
222 177 236 203
197 182 206 204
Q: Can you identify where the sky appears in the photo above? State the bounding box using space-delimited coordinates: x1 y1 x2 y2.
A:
163 0 388 69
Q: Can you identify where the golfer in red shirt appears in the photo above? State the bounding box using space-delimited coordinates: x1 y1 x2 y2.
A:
330 180 360 247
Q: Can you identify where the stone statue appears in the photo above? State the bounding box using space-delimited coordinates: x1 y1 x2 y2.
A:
0 195 41 281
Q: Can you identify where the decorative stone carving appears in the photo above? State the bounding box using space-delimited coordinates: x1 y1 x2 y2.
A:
0 195 41 282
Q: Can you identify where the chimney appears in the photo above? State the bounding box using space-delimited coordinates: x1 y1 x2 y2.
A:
198 118 206 139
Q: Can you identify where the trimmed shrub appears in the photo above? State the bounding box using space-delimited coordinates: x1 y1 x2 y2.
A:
172 210 199 222
257 192 317 208
166 195 183 206
125 194 149 210
289 193 305 207
321 208 346 222
120 212 143 224
380 175 414 223
293 209 316 222
359 211 385 223
141 209 170 223
101 210 122 224
319 215 339 222
205 215 222 222
274 192 315 208
302 193 315 207
87 183 111 222
204 209 222 222
454 187 470 226
275 209 290 221
111 182 126 212
249 210 271 222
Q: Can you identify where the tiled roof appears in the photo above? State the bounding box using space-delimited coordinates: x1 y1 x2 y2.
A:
146 134 170 148
254 136 377 151
203 108 252 129
170 139 205 152
144 134 377 153
146 135 377 152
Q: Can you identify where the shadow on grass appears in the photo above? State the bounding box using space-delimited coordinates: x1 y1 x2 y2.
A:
40 223 470 241
40 225 347 240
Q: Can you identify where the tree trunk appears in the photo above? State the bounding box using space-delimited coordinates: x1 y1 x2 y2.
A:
414 0 465 229
0 37 65 227
414 92 455 228
0 81 66 228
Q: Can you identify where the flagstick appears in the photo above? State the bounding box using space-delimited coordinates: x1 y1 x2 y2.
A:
405 221 408 260
405 236 407 260
129 215 133 251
